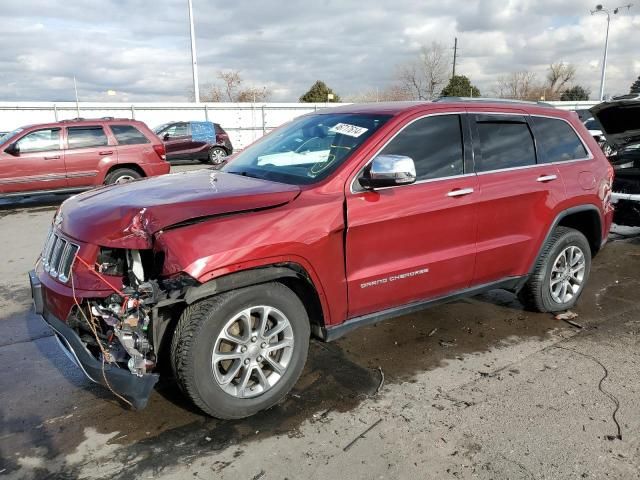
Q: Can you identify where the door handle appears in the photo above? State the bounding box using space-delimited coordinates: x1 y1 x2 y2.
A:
536 174 558 182
99 150 114 156
447 187 474 197
44 155 60 160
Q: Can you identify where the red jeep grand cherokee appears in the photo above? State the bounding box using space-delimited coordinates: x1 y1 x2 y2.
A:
0 118 169 197
29 100 614 418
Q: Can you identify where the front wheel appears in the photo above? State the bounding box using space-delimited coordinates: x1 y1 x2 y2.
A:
518 226 591 312
171 282 310 419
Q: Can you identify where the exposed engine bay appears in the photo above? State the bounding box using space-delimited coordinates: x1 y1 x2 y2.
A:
68 247 188 379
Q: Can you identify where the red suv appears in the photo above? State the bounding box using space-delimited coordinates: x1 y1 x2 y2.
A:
29 100 614 418
0 118 169 197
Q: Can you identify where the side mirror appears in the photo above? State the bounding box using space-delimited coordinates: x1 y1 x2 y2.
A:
163 133 170 141
358 154 416 189
4 143 19 156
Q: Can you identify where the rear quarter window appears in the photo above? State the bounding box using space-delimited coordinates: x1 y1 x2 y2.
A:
110 125 150 145
533 117 588 163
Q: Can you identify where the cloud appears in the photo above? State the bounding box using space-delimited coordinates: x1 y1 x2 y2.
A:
0 0 637 101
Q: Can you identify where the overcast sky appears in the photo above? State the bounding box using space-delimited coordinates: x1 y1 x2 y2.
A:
1 0 638 102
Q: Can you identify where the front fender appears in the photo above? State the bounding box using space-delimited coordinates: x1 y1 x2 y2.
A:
191 255 333 326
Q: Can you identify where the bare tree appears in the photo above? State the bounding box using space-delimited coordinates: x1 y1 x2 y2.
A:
217 70 243 102
494 71 539 100
191 70 272 102
546 62 576 99
347 84 413 102
236 86 272 103
200 83 223 102
397 42 448 100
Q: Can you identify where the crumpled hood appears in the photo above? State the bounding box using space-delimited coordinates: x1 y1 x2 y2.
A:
590 100 640 149
59 169 300 248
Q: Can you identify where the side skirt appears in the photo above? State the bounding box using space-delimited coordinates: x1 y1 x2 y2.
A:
322 276 526 342
0 186 91 198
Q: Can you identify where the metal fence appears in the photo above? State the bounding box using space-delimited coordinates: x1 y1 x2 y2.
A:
0 100 600 150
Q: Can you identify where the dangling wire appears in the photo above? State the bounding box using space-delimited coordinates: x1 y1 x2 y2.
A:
69 255 133 408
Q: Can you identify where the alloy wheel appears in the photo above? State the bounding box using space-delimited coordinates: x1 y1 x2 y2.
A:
211 305 294 398
549 245 586 304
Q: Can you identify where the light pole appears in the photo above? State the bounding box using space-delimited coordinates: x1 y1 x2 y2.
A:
591 4 633 101
187 0 200 103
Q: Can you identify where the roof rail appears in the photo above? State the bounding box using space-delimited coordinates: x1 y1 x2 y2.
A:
59 117 131 123
435 96 556 108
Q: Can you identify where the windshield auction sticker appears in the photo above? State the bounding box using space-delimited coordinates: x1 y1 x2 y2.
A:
329 123 368 138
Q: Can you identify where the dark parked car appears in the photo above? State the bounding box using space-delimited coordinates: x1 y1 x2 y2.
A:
31 100 613 418
153 121 233 164
0 118 169 197
591 98 640 226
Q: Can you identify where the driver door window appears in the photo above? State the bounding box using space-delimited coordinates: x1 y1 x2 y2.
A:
165 123 189 138
16 128 61 153
378 115 464 181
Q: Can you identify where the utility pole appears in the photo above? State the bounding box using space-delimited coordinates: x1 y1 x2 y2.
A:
73 76 80 117
452 37 458 78
591 4 633 101
187 0 200 103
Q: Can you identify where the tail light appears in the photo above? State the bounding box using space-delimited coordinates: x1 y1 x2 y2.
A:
153 143 166 161
216 131 229 142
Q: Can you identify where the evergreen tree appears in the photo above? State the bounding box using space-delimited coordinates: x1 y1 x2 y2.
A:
299 81 341 103
631 76 640 94
560 85 590 101
440 75 481 98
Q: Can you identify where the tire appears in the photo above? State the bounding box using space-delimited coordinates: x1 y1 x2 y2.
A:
171 282 310 419
518 226 592 313
104 168 142 185
207 147 227 165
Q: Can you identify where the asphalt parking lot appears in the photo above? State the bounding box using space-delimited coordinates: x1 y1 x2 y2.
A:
1 165 639 479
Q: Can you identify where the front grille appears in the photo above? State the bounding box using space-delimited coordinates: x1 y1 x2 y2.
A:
41 230 80 283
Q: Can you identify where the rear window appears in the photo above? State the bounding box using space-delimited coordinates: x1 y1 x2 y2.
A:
475 120 536 172
534 117 588 163
111 125 150 145
67 126 108 149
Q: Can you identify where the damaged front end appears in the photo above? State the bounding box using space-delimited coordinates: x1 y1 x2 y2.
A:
31 235 196 409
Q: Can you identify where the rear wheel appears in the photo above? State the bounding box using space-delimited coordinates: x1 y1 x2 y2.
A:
207 146 227 165
104 168 142 185
518 227 591 312
171 282 310 419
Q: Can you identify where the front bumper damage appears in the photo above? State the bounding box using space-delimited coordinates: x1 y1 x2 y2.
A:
29 270 159 409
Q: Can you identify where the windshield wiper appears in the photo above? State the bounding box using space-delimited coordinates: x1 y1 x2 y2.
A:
226 170 262 179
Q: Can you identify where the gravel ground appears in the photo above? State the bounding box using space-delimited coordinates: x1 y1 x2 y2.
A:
0 171 639 479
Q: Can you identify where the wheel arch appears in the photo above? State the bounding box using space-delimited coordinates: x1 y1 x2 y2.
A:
183 262 328 339
103 163 146 182
523 204 603 289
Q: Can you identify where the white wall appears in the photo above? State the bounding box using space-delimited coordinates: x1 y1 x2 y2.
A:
0 100 600 150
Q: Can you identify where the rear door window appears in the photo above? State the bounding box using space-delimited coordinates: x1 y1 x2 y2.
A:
533 117 588 163
378 114 465 181
111 125 150 145
67 126 108 149
474 116 536 172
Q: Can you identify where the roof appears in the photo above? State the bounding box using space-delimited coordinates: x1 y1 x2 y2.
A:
16 117 142 131
314 99 563 117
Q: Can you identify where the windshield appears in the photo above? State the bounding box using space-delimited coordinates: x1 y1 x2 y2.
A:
0 128 24 144
153 123 171 134
222 113 391 185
